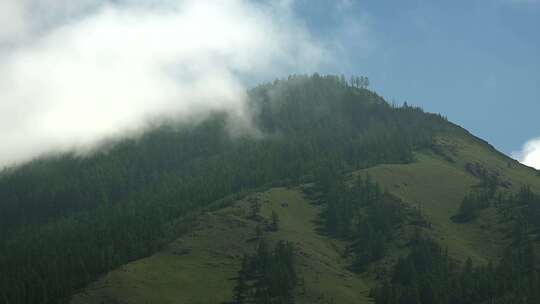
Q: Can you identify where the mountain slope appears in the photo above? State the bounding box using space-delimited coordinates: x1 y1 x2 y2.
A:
1 74 539 303
72 188 372 304
361 132 540 264
72 132 540 303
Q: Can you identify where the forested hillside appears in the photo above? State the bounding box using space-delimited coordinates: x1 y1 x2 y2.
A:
1 74 538 304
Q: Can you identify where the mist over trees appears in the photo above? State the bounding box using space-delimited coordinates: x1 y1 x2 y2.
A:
0 74 458 303
1 74 539 304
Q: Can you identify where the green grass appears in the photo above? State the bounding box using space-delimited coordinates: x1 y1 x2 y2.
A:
72 203 257 304
449 134 540 193
357 132 540 264
72 187 372 304
359 153 500 263
261 188 372 304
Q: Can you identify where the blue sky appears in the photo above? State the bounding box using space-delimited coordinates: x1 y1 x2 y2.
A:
291 0 539 156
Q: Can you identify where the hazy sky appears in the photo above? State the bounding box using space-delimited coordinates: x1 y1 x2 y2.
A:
0 0 538 169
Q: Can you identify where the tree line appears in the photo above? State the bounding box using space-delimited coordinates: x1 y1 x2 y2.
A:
452 162 502 222
372 230 540 304
233 240 297 304
0 74 453 303
307 168 430 273
373 181 540 303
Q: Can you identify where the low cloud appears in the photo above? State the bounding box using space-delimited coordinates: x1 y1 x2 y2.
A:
513 137 540 169
0 0 326 168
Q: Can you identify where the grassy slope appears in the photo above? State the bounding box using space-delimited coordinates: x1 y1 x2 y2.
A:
451 132 540 193
359 132 540 263
72 187 372 304
359 152 500 263
261 188 372 304
71 204 252 304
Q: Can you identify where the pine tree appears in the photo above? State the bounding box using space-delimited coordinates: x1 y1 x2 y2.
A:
270 211 280 231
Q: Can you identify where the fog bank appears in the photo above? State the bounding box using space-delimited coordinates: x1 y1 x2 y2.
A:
0 0 325 167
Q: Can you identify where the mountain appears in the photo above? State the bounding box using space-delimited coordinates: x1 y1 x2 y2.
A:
1 74 539 304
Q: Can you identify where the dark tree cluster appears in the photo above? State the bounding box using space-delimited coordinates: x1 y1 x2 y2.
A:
270 211 280 232
452 190 493 222
312 170 413 272
452 163 502 222
350 193 405 271
372 235 540 304
374 185 540 304
495 185 540 240
0 74 453 303
233 240 297 304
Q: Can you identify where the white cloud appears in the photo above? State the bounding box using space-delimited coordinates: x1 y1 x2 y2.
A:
0 0 326 168
513 137 540 169
0 0 101 45
0 1 27 42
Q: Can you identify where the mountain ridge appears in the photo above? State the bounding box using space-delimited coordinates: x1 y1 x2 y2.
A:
0 74 539 304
